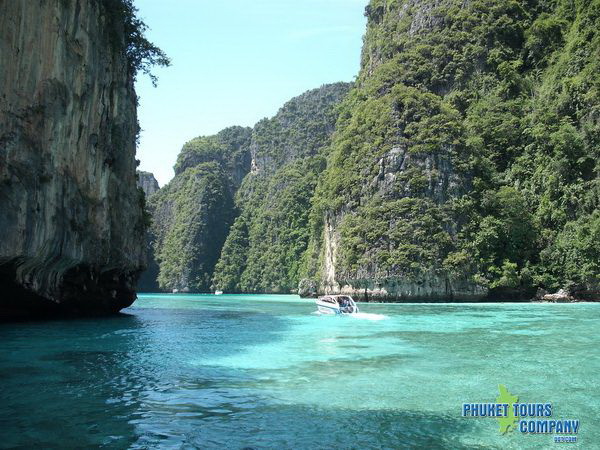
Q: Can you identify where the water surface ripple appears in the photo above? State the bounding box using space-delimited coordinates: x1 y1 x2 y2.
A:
0 294 598 448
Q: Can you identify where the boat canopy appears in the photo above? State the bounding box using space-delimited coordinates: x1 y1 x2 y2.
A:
319 295 354 304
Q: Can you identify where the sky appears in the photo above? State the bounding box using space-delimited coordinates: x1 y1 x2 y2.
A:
134 0 369 186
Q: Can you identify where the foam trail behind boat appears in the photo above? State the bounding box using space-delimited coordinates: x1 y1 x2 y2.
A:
349 312 388 321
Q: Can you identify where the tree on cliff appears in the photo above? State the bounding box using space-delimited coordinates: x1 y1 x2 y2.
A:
105 0 170 86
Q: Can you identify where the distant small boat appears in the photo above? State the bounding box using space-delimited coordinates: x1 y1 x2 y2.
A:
214 290 223 295
172 288 179 294
316 295 359 315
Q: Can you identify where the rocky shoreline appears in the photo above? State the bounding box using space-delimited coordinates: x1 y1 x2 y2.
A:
297 279 599 303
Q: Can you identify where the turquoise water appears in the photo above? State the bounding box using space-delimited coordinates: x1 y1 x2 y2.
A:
0 294 598 448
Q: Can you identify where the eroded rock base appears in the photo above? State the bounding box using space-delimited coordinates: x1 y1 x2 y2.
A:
0 261 138 320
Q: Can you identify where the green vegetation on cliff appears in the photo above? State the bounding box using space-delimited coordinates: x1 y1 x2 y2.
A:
148 127 251 292
150 162 235 291
105 0 170 85
147 84 350 293
144 0 599 299
212 83 352 293
307 0 600 296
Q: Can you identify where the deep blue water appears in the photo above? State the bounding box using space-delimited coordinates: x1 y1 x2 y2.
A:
0 294 598 448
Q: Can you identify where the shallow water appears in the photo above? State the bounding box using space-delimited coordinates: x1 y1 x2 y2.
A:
0 294 598 448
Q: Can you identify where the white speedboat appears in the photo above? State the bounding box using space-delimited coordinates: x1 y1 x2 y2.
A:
214 290 223 295
316 295 359 315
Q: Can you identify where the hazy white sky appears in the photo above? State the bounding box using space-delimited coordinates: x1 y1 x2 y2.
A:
134 0 368 186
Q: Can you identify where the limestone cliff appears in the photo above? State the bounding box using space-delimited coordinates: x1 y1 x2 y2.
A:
307 0 600 301
308 0 488 301
137 171 160 197
0 0 147 316
147 84 351 294
149 127 252 292
136 171 160 292
212 83 352 293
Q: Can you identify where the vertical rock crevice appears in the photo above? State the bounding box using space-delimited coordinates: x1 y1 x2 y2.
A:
0 0 146 317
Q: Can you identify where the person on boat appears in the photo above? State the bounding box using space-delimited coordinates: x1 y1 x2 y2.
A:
339 297 353 313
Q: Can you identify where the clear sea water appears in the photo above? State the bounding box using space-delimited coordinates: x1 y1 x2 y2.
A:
0 294 598 449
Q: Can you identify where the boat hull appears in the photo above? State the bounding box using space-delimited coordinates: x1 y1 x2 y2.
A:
315 296 358 315
316 302 342 315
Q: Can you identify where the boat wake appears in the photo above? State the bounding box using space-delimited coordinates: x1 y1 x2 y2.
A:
313 310 388 321
349 312 388 321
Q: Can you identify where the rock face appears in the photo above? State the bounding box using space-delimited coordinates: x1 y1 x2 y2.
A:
318 215 486 302
149 127 252 292
135 0 600 301
297 278 318 298
307 0 487 301
305 0 600 301
541 289 572 303
146 85 351 294
136 171 160 292
137 171 160 197
212 83 352 294
0 0 146 316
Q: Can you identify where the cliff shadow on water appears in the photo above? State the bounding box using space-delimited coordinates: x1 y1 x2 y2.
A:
0 301 293 447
